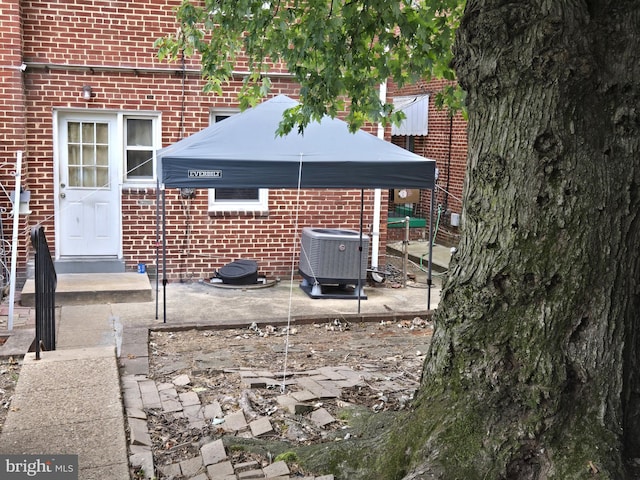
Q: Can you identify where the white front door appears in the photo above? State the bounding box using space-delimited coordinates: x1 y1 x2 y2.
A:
58 115 120 257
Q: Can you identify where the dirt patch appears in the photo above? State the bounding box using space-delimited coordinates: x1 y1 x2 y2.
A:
146 317 433 476
0 357 21 435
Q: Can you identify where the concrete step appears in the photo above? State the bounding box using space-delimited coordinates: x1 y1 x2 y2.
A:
54 258 125 274
386 241 453 273
20 272 152 307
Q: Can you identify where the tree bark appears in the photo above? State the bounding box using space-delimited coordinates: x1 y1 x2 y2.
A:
250 2 640 478
380 1 640 478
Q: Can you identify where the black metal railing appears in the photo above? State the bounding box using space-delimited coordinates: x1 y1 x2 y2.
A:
31 226 57 360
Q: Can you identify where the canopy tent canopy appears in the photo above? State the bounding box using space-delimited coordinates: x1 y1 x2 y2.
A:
155 94 438 322
158 95 436 189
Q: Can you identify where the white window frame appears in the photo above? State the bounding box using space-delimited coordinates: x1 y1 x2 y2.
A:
207 108 269 212
122 114 161 186
208 188 269 213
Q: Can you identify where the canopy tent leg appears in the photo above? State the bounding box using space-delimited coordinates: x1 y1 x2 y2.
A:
155 178 160 320
357 189 365 314
162 186 167 323
427 188 434 310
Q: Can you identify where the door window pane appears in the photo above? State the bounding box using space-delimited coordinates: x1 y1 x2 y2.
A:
96 145 109 166
68 167 81 187
82 145 96 166
68 144 80 166
68 123 80 143
83 167 96 188
96 123 109 144
82 123 94 144
67 121 110 188
96 166 109 188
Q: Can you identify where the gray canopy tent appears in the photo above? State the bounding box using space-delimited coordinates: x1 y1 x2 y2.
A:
156 95 437 321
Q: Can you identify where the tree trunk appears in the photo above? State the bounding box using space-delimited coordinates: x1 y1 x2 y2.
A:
268 2 640 478
375 1 640 478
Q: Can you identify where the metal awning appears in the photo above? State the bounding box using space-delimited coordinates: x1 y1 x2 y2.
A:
391 94 429 136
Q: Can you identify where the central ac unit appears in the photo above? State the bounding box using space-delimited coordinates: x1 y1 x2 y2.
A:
299 227 369 298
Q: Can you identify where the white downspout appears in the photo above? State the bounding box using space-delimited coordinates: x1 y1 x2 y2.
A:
371 82 387 270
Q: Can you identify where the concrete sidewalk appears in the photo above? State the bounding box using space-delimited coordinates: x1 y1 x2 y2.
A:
0 269 442 479
0 346 129 479
0 304 130 479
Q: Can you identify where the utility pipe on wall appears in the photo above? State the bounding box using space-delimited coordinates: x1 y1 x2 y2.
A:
8 151 23 330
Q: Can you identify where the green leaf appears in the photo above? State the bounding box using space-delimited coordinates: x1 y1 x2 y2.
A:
157 0 467 134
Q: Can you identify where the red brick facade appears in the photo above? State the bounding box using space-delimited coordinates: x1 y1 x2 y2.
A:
0 0 30 274
1 1 465 283
122 188 381 282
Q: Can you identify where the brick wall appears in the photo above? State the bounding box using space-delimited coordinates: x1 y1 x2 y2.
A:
387 78 468 247
4 0 392 281
0 0 30 285
122 187 384 281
